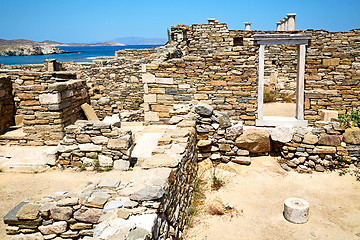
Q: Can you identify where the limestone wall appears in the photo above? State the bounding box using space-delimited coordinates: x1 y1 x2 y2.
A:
15 79 89 145
280 122 360 172
57 120 134 169
4 126 198 240
0 75 15 134
144 21 360 126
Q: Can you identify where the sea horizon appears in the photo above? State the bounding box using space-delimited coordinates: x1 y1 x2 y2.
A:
0 45 161 65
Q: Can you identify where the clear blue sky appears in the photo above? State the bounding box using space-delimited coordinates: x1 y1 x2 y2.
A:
1 0 359 43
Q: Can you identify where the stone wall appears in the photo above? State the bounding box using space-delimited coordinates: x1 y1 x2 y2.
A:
14 79 89 145
280 123 360 172
4 125 198 240
0 75 15 134
154 127 198 239
57 120 134 170
143 20 360 126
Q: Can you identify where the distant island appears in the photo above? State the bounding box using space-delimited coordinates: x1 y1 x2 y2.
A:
0 37 166 57
0 39 125 47
0 39 126 56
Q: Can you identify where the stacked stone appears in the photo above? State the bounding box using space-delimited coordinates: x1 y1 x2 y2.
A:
57 120 134 170
167 102 250 165
4 178 162 239
78 60 144 121
4 126 198 239
304 29 360 123
13 79 89 146
280 122 360 172
0 75 15 134
144 22 359 126
151 127 198 239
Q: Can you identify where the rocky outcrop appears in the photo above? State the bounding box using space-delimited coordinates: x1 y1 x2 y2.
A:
0 45 67 56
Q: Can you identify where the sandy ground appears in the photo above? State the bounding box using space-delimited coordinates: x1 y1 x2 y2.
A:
263 103 296 117
0 170 136 239
185 156 360 240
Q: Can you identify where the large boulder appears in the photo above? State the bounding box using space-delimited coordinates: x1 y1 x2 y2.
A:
343 127 360 144
235 129 271 153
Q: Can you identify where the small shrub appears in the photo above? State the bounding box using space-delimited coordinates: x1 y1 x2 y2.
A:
263 89 278 103
79 164 85 171
211 175 224 191
104 166 112 172
185 177 206 227
339 109 360 129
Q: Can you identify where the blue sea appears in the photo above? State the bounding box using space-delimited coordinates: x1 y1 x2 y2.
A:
0 45 160 65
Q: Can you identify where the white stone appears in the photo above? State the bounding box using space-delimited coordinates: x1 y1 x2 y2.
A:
103 114 121 127
98 155 113 167
78 144 102 152
41 147 58 165
144 94 157 103
178 84 190 89
104 200 123 212
142 73 155 83
269 126 294 143
113 160 130 170
283 197 309 224
39 93 61 105
155 77 173 84
127 213 157 232
144 112 159 122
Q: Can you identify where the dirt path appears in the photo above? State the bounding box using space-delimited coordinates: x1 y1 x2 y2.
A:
185 156 360 240
263 103 296 117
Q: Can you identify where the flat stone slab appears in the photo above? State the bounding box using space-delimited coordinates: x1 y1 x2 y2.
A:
98 178 121 189
81 103 100 121
16 203 40 220
313 146 337 154
129 186 165 201
141 154 179 169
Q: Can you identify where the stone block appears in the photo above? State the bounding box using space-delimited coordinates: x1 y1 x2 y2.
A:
155 77 174 84
16 203 40 220
319 110 338 122
235 129 270 153
142 73 155 83
39 93 61 105
98 155 113 167
144 94 157 103
74 207 103 224
81 103 100 121
113 160 130 170
144 112 159 122
79 144 102 152
107 135 131 150
343 127 360 145
313 146 337 154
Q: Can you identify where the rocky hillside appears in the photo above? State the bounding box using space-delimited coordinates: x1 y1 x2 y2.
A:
0 45 68 56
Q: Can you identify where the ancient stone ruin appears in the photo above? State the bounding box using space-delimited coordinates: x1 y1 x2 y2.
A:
0 15 359 239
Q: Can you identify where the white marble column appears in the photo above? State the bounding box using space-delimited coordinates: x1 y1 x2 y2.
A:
280 20 285 31
257 44 265 121
287 13 296 31
244 22 252 31
284 17 289 31
276 22 281 31
296 44 306 120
